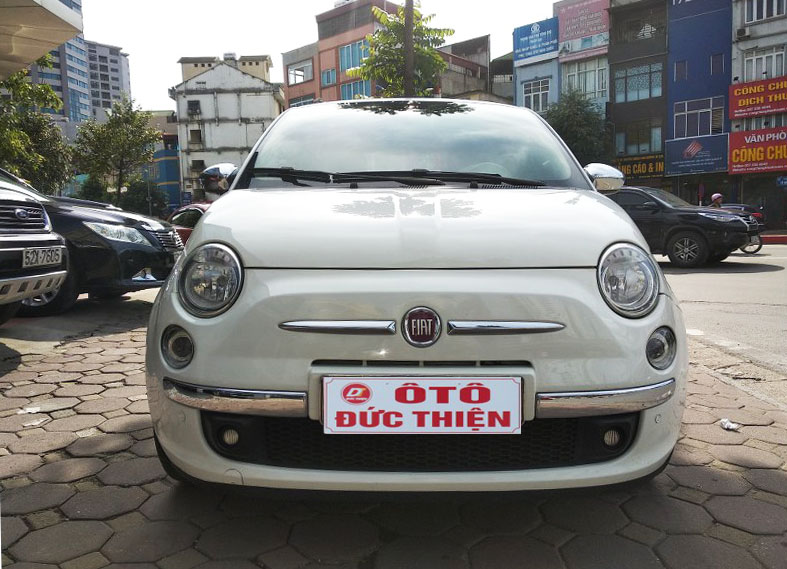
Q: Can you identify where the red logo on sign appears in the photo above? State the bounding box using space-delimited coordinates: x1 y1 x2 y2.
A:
341 383 371 404
403 307 441 347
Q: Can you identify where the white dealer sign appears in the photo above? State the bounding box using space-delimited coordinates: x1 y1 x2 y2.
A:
322 376 523 434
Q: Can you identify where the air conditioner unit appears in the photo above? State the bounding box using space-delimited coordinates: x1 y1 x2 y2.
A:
736 27 751 40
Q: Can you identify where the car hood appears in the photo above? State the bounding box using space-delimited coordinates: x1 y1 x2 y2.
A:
50 195 122 210
193 187 646 269
49 201 172 230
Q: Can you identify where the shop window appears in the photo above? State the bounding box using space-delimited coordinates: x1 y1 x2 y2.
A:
674 60 687 82
745 0 786 23
743 46 785 82
614 62 662 103
522 78 550 113
616 118 662 156
673 97 724 138
288 59 313 85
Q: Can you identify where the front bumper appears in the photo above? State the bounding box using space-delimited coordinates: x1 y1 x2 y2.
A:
147 267 687 491
0 270 67 305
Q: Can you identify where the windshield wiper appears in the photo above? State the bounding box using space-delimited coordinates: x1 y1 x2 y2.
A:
409 170 546 187
252 167 445 187
345 170 545 187
252 167 332 186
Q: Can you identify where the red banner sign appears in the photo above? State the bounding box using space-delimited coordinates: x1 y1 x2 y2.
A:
729 126 787 174
729 77 787 119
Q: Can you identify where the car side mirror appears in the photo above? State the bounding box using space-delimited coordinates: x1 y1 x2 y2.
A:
584 163 625 191
640 201 659 210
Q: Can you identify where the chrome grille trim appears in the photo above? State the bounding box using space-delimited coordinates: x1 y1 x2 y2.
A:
447 321 565 335
536 379 675 418
0 203 46 232
163 378 307 417
280 320 397 335
150 229 184 251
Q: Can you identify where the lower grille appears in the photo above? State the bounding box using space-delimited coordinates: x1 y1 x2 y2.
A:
201 412 638 472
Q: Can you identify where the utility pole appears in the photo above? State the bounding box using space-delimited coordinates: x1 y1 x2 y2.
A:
404 0 415 97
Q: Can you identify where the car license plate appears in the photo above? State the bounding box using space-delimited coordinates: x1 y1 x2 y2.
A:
322 376 522 434
22 247 63 268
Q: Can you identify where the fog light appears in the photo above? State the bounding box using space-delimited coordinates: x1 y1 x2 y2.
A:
221 428 240 446
603 428 622 448
646 327 677 370
161 326 194 369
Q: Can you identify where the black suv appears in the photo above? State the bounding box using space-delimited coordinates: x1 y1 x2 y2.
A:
0 184 68 325
0 169 183 316
605 186 759 268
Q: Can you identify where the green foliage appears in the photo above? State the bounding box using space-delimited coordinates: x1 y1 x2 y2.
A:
349 3 454 97
74 97 161 202
77 176 109 203
117 177 167 218
13 113 73 194
543 90 611 166
0 56 70 194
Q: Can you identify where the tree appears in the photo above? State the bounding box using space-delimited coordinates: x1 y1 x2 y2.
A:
543 90 612 167
0 56 72 194
74 97 161 202
349 3 454 97
117 177 167 218
14 113 73 194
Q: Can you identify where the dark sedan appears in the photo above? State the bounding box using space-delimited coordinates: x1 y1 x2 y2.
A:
605 186 759 267
0 169 183 316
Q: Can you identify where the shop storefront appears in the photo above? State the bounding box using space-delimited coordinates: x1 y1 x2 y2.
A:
728 76 787 227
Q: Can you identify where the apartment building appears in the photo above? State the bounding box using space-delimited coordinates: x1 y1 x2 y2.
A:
85 40 131 121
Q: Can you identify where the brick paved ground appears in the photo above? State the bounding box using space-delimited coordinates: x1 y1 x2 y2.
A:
1 326 786 569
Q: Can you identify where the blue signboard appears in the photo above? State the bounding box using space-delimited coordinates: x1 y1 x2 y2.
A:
514 17 559 67
665 134 729 176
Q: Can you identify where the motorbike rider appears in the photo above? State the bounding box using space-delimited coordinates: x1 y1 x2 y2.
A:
709 193 723 208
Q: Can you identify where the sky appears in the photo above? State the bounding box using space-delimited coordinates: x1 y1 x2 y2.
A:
80 0 554 110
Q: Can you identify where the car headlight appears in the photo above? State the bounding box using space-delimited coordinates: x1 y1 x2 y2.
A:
84 222 152 246
598 243 660 318
698 212 741 223
178 243 243 317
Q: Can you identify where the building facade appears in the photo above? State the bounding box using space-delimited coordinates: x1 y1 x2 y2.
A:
665 0 732 204
513 17 560 112
728 0 787 224
282 0 396 107
555 0 611 110
29 0 91 133
609 0 668 187
282 0 492 108
169 54 284 198
85 40 131 121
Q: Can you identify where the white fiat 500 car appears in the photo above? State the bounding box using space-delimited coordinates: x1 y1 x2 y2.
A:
146 99 686 491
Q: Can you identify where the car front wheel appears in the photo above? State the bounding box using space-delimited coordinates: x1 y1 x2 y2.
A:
667 231 709 268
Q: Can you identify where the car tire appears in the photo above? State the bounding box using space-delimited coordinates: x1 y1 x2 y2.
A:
0 302 22 326
739 234 763 254
667 231 709 268
18 267 79 317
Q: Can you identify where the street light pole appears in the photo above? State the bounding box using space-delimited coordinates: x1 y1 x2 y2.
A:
404 0 415 97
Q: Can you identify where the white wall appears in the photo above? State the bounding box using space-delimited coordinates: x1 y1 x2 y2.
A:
172 63 283 192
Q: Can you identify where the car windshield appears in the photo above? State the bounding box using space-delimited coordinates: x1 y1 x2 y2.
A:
639 187 693 208
249 100 590 189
